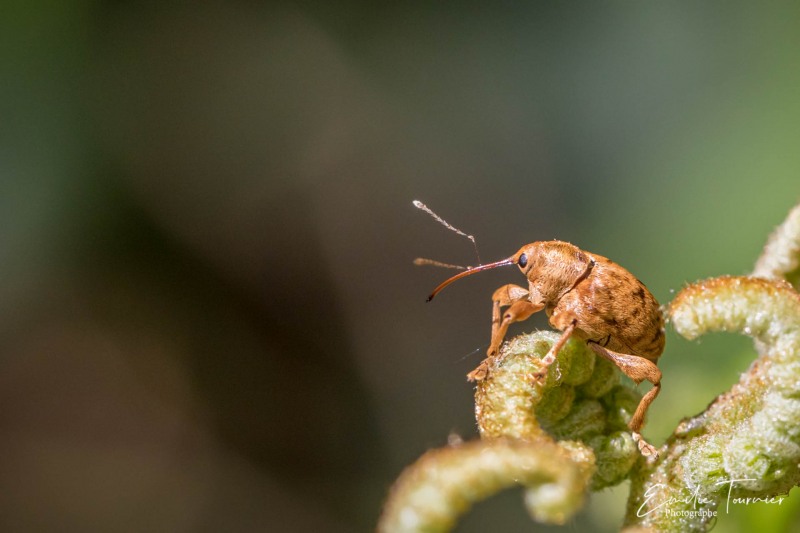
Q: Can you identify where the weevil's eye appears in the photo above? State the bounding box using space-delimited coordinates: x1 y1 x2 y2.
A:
518 253 528 268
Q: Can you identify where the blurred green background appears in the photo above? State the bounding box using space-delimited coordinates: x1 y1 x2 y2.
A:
3 2 800 532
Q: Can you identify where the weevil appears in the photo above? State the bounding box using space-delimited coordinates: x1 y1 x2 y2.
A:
427 240 664 456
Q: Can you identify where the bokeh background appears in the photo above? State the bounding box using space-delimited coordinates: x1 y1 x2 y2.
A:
3 2 800 532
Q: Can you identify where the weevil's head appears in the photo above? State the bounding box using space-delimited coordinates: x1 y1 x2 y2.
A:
513 241 594 303
426 241 593 303
509 242 540 275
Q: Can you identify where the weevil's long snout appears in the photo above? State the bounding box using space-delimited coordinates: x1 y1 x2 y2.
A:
426 257 515 301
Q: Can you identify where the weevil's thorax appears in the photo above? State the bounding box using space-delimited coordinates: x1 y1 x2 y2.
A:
520 241 593 305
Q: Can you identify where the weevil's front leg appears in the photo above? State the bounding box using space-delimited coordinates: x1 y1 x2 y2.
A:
487 284 538 357
588 342 662 458
467 284 542 381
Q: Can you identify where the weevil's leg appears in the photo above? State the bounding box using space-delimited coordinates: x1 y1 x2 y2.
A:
588 342 662 458
467 301 539 381
487 284 536 357
467 284 541 382
531 318 576 382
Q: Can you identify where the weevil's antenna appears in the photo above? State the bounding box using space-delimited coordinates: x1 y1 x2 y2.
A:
413 200 482 265
413 258 467 270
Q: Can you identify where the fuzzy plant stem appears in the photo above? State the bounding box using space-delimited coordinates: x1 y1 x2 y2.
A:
753 202 800 288
377 438 592 532
378 331 644 532
624 276 800 531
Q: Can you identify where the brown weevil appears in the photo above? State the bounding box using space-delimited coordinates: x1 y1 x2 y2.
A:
427 240 664 456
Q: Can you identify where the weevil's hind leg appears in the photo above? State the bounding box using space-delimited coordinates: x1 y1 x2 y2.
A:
531 319 576 382
588 342 662 458
467 284 541 382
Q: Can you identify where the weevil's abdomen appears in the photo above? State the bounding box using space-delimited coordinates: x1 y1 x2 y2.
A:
555 254 665 362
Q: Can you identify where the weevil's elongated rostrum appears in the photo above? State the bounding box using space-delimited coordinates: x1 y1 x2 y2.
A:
427 241 665 456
